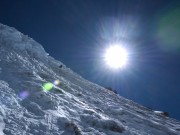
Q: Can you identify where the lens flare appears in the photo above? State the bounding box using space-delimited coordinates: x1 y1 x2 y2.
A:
43 82 53 92
157 8 180 52
53 80 60 86
19 91 29 99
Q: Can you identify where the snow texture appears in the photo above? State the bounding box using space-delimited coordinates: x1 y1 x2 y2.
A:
0 23 180 135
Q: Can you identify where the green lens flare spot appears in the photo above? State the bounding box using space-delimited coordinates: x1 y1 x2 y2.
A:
43 82 53 91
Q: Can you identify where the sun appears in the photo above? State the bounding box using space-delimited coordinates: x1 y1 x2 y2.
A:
104 45 128 69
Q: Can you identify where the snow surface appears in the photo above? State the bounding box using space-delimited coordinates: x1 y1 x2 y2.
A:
0 23 180 135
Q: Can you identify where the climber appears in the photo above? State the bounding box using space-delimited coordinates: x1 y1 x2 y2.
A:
59 64 63 68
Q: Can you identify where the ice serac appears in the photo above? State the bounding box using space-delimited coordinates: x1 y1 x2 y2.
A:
0 23 180 135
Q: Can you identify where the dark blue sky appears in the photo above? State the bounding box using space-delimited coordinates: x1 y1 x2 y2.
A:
0 0 180 120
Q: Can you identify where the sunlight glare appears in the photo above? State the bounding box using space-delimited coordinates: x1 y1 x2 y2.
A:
104 45 128 69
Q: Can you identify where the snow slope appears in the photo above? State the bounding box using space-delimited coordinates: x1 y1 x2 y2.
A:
0 23 180 135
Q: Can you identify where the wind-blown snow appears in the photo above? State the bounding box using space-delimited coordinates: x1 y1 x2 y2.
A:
0 23 180 135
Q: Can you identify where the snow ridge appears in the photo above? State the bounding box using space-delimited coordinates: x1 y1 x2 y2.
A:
0 23 180 135
0 23 47 61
